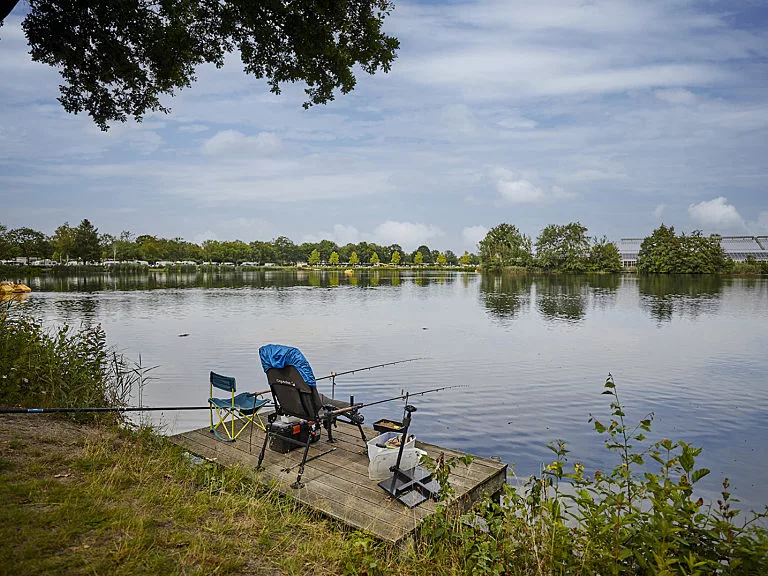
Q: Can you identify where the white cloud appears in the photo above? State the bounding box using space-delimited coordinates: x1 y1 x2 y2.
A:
316 221 442 251
497 116 537 130
192 230 219 245
462 225 488 250
498 175 546 203
331 224 361 246
688 197 746 231
220 217 276 241
179 124 209 133
654 204 666 219
494 168 574 204
201 130 282 156
655 88 697 105
371 221 443 250
748 212 768 235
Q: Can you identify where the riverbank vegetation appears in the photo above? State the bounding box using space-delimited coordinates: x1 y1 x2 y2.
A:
0 303 135 416
478 222 623 273
637 225 731 274
3 304 767 574
3 220 766 275
477 222 766 274
0 221 477 269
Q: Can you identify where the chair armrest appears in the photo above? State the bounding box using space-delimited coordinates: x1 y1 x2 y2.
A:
247 389 271 397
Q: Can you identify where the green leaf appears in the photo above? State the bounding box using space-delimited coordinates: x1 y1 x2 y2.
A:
593 421 606 433
691 468 710 484
680 446 694 472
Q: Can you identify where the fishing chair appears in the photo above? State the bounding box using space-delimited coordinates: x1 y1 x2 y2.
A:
256 345 367 488
208 371 271 442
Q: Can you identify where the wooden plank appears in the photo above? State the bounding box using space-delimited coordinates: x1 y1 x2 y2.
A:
182 425 505 509
170 420 507 543
182 425 502 509
178 429 429 526
196 421 493 494
176 432 423 540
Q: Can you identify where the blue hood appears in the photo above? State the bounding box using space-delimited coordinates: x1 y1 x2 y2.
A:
259 344 316 387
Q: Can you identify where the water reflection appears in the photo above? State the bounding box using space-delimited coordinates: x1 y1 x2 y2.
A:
54 296 100 326
479 273 533 319
535 275 588 323
26 269 465 292
479 274 622 323
639 275 722 322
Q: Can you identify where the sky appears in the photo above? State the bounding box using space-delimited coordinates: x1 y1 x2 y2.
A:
1 0 767 253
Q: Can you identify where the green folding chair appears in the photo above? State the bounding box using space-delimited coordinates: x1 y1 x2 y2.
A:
208 371 270 442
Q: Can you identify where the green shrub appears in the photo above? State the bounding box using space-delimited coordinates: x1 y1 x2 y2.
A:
0 302 135 418
418 376 768 575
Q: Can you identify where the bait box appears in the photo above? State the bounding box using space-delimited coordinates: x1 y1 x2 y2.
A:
372 418 404 433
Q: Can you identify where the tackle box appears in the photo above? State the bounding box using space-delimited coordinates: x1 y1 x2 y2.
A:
268 419 314 453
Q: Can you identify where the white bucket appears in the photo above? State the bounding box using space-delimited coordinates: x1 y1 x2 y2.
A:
368 447 428 480
366 431 416 462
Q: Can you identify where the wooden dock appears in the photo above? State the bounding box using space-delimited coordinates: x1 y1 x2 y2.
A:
170 419 507 542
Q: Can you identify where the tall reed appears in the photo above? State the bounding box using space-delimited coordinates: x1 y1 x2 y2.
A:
0 301 143 420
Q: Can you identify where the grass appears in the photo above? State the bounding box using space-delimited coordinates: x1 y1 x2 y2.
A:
0 417 381 576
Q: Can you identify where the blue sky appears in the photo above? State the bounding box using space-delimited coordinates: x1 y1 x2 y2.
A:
1 0 767 252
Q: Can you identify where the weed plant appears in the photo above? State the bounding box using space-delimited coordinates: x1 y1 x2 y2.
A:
414 376 768 575
0 301 140 419
729 258 768 275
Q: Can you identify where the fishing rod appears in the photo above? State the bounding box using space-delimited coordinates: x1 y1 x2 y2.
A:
1 389 274 415
360 385 464 409
0 384 459 416
0 405 212 414
327 384 465 417
316 358 424 381
315 357 425 399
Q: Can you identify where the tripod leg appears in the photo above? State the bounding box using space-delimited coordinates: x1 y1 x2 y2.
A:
292 435 313 489
257 424 270 469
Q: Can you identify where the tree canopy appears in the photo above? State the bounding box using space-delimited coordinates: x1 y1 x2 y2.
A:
2 0 399 130
534 222 590 272
478 223 533 271
638 225 729 274
72 219 101 262
588 236 622 273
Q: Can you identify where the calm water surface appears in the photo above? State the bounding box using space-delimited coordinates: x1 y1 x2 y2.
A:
16 270 768 510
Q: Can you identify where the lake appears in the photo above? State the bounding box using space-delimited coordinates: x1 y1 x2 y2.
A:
13 270 768 510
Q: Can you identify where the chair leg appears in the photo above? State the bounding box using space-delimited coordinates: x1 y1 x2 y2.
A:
257 424 270 470
211 408 236 442
292 434 313 489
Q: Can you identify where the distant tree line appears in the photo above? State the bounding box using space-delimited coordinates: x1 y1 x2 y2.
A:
478 222 623 273
0 220 480 267
477 222 744 274
3 219 739 274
